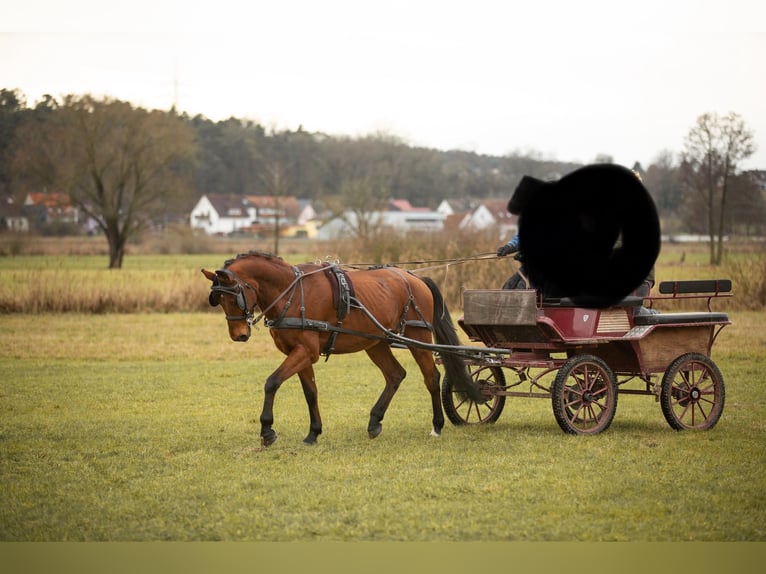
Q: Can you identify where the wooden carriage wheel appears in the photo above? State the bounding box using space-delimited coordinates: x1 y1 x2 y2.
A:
441 364 506 425
551 354 617 435
660 353 725 430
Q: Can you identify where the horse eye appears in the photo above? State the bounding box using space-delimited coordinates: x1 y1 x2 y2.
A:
237 292 246 310
209 292 221 306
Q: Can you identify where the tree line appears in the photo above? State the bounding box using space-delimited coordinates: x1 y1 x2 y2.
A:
0 88 762 267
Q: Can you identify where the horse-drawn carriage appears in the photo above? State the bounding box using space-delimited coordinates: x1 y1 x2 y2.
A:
441 280 731 434
203 251 732 444
202 164 732 445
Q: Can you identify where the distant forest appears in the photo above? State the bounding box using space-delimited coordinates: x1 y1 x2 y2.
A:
1 88 764 237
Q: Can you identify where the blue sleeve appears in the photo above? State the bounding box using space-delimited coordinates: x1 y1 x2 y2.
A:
507 234 520 248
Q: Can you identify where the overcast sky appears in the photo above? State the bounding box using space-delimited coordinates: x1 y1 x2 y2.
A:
2 0 765 170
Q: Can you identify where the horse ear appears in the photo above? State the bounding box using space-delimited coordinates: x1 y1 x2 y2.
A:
215 269 236 284
201 268 217 282
202 269 221 306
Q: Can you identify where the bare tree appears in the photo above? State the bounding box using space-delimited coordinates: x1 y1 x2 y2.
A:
257 159 289 255
253 130 302 256
339 176 390 240
681 112 756 264
643 150 683 232
14 95 197 268
316 135 394 240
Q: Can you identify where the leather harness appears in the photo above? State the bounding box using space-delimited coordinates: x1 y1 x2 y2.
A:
320 264 356 357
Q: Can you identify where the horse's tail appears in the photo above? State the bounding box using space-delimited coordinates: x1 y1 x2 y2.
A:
420 276 486 404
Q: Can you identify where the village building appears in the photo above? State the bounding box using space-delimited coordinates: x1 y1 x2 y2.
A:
458 199 518 240
436 198 478 217
317 199 445 240
189 194 319 237
0 196 29 232
189 194 255 235
23 192 80 230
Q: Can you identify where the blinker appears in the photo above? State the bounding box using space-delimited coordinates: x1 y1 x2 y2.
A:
208 270 252 321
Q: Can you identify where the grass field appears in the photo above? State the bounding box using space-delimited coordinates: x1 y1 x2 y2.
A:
1 307 765 541
1 241 765 542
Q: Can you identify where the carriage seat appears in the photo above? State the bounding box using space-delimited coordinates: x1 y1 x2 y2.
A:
542 295 644 309
634 312 729 326
658 279 732 295
636 279 732 325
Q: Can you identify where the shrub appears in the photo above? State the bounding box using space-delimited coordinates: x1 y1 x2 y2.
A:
725 251 766 310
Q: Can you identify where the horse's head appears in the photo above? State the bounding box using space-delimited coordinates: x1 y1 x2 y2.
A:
202 268 256 342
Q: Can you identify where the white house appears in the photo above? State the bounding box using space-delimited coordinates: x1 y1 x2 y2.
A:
384 209 445 232
317 208 445 240
190 194 320 236
245 195 303 225
190 194 255 235
436 198 476 216
459 199 517 239
0 198 29 232
296 199 318 225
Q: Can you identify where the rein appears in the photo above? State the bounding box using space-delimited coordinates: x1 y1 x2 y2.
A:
340 252 499 272
211 252 502 330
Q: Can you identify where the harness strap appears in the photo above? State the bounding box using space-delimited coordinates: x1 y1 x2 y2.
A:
269 266 303 327
250 265 325 326
249 265 434 360
391 269 433 336
321 265 357 358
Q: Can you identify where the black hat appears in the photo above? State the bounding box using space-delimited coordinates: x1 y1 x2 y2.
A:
507 175 547 215
514 163 660 308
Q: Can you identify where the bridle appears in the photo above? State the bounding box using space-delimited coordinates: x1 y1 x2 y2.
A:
208 270 259 323
208 265 315 327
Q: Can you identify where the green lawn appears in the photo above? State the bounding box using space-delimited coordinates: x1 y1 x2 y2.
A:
1 312 764 541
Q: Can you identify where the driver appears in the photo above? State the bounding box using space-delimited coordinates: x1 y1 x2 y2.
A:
496 233 528 289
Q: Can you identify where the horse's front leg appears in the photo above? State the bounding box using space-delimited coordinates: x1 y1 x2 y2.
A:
298 366 322 445
260 345 314 447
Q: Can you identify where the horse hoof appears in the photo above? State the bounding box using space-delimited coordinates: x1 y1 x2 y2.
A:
261 430 278 447
368 424 383 439
302 435 318 446
430 428 441 437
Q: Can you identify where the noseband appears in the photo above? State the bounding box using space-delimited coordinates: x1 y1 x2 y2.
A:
208 270 258 323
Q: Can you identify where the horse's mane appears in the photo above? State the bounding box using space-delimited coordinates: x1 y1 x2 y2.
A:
224 250 284 268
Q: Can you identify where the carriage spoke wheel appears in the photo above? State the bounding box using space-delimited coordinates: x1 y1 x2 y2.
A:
441 365 506 425
660 353 725 430
551 354 617 435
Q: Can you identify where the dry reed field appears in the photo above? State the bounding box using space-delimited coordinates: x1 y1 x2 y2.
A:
0 232 764 313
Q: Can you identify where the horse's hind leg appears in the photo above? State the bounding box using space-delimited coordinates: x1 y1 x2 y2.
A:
365 343 407 439
298 366 322 445
409 346 445 436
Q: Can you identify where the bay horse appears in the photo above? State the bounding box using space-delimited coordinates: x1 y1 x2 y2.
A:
201 251 483 446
